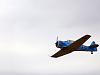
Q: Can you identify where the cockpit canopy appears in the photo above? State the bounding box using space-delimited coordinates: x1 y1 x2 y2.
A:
67 40 74 43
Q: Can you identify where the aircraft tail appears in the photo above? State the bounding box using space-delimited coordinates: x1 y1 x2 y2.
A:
89 41 99 48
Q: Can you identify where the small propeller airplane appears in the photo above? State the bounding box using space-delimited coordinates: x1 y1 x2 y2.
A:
51 35 99 58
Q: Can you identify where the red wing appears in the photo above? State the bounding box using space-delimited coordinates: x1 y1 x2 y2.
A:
51 35 91 58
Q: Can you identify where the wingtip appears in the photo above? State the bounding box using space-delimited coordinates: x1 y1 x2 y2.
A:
85 34 91 37
51 55 58 58
84 35 91 39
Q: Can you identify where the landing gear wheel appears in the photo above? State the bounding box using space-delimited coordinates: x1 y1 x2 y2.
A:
91 51 93 54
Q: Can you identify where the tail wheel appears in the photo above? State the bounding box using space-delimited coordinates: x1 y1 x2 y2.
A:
91 51 93 54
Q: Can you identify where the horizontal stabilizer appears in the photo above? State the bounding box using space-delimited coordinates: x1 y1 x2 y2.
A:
89 41 99 48
89 44 99 48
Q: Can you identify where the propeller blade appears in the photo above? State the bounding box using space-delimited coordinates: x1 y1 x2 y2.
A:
56 36 58 42
56 36 59 47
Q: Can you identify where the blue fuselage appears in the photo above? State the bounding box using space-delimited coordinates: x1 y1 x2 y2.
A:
56 40 97 52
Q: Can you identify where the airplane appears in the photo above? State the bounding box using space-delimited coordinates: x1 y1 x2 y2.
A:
51 35 99 58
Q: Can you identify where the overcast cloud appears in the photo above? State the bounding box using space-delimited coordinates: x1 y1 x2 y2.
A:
0 0 100 75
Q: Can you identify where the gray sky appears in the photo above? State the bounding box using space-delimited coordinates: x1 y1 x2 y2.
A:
0 0 100 75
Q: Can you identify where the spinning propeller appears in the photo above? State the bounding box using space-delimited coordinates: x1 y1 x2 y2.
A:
55 36 59 47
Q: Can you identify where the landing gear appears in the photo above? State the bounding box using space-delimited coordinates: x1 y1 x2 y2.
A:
91 51 93 54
